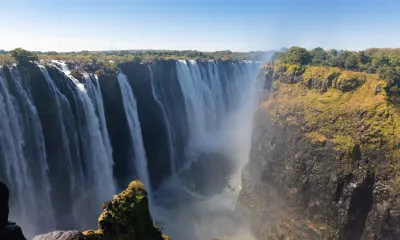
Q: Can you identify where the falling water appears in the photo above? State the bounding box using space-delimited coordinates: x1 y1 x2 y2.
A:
117 73 151 192
154 60 260 240
0 67 55 236
0 60 259 239
149 66 176 174
38 65 84 224
174 60 259 156
55 63 116 203
84 74 113 164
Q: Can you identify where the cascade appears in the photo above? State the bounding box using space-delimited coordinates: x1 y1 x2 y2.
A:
153 60 260 240
0 67 55 236
117 73 151 193
0 60 259 240
84 74 114 165
174 60 259 160
149 65 176 173
54 63 116 203
38 65 86 228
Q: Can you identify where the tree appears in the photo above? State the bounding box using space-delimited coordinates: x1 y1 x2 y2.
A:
9 48 38 63
378 67 400 85
310 47 329 65
271 52 284 61
344 54 359 70
358 51 371 65
282 46 311 65
328 49 338 57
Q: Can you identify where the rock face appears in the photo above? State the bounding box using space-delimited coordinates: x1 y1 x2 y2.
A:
180 152 235 196
238 64 400 239
35 181 169 240
34 231 84 240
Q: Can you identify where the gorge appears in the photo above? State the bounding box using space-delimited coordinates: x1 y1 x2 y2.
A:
2 48 400 240
0 59 260 239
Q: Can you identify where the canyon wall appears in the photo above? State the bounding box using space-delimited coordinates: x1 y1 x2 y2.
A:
238 64 400 240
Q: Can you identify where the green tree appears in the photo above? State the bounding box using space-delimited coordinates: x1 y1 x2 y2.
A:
282 46 311 65
309 47 328 65
378 67 400 85
271 52 284 61
9 48 38 63
344 54 359 70
358 51 371 65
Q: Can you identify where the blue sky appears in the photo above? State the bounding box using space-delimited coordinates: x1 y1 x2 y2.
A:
0 0 399 52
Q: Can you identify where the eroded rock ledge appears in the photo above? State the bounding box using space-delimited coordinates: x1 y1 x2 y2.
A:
34 181 169 240
238 64 400 240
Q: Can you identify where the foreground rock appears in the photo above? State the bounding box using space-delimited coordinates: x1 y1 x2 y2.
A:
34 231 83 240
238 64 400 239
35 181 169 240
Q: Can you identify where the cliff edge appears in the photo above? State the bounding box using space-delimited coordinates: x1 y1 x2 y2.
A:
238 63 400 239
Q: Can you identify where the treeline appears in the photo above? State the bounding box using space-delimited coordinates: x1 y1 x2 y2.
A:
272 47 400 85
0 49 274 65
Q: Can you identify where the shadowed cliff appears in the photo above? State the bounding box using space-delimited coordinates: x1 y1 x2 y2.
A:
238 63 400 239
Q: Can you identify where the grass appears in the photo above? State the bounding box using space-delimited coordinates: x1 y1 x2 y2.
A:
262 64 400 178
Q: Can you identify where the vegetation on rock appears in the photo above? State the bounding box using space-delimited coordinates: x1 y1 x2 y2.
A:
0 48 273 65
273 47 400 91
82 181 169 240
9 48 38 63
241 59 400 238
95 60 120 76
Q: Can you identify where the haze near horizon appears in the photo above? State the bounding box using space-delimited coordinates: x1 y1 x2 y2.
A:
1 0 400 52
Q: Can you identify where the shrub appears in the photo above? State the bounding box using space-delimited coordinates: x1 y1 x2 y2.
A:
96 60 119 76
282 46 311 65
9 48 38 63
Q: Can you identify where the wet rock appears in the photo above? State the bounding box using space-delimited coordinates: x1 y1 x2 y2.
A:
180 152 235 196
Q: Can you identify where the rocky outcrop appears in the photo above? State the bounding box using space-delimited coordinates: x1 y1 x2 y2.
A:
238 64 400 239
35 181 169 240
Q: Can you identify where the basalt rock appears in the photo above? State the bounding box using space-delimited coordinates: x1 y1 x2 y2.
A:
238 64 400 240
180 152 235 196
33 231 84 240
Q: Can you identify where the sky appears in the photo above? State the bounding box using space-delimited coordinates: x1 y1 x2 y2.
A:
0 0 400 52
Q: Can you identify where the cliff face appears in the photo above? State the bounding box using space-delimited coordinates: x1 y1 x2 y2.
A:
238 64 400 239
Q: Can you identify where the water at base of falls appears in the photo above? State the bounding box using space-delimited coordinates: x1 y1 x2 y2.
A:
152 60 260 240
0 60 259 240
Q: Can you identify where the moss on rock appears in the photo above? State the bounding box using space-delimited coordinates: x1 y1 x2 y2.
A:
82 181 169 240
240 63 400 239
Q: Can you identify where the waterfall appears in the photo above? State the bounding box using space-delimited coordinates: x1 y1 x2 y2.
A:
149 65 176 174
174 60 259 159
38 63 116 232
0 59 259 239
117 73 151 192
38 65 85 227
54 62 116 206
0 67 55 236
153 60 260 240
84 74 113 165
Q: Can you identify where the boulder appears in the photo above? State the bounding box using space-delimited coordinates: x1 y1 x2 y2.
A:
33 231 84 240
